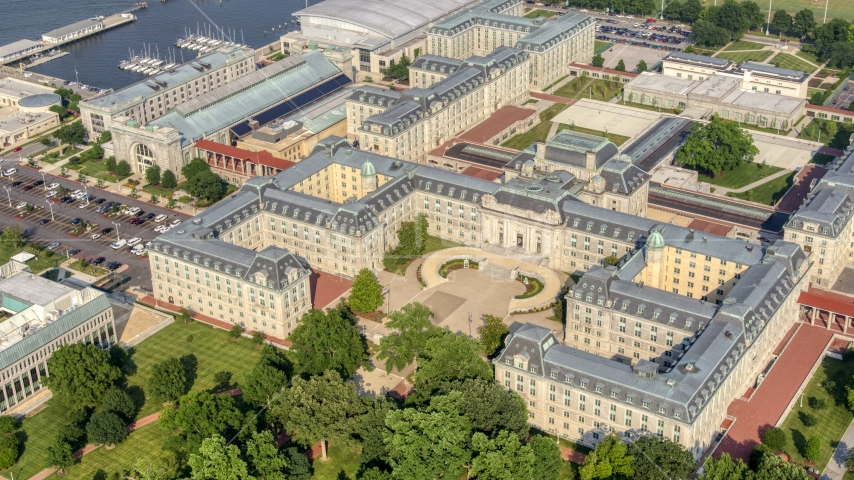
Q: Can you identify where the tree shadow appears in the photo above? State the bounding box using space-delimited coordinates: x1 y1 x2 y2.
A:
93 469 107 480
180 354 197 393
791 428 807 457
336 471 348 480
14 429 28 459
126 385 145 420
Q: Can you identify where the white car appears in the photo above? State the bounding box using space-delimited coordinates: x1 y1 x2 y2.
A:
91 234 101 240
45 191 58 198
78 202 89 208
170 219 182 227
2 168 17 176
46 183 60 190
154 214 167 223
14 202 26 209
627 15 634 18
110 239 127 250
127 237 141 247
125 207 140 215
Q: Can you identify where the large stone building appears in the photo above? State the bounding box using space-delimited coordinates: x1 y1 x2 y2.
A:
346 47 529 163
0 261 115 413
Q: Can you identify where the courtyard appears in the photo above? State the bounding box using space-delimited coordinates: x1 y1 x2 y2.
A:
551 99 660 140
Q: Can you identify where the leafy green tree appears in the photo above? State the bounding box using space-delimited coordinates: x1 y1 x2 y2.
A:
710 1 750 41
808 396 827 412
359 467 392 480
762 426 786 451
101 387 136 422
378 302 438 372
182 158 211 180
680 0 703 23
145 164 162 185
793 9 816 38
284 447 312 480
1 224 26 249
354 395 396 464
604 255 620 266
383 55 411 80
242 345 291 407
53 87 74 99
691 20 731 47
131 456 177 480
579 432 633 480
251 331 265 347
148 357 187 402
844 447 854 470
245 430 287 480
471 430 535 480
160 391 243 453
55 121 85 150
213 371 232 391
42 343 120 407
635 59 648 74
800 411 818 429
615 60 626 72
698 453 750 480
412 332 493 403
186 170 226 202
268 370 363 461
229 324 242 340
86 411 128 445
0 433 20 470
349 268 383 313
804 436 821 463
44 439 75 473
530 435 562 480
161 169 178 189
116 160 132 177
592 54 605 68
630 436 694 480
0 416 16 435
99 131 112 144
676 115 759 176
663 0 682 21
188 434 252 480
49 104 68 119
741 1 765 31
478 314 508 357
290 308 367 379
771 10 793 37
105 156 117 172
384 392 472 480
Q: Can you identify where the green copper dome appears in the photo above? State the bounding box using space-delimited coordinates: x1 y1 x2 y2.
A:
361 160 377 177
646 230 665 250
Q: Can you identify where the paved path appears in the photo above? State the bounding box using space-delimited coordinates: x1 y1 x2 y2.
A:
708 168 794 196
822 418 854 480
530 92 577 105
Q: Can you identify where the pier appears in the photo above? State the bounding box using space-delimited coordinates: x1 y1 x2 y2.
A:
22 51 70 69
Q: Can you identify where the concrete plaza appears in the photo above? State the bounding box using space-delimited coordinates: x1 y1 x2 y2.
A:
551 99 662 139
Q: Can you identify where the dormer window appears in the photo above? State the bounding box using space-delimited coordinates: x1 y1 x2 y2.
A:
529 366 537 373
638 307 644 315
600 225 606 234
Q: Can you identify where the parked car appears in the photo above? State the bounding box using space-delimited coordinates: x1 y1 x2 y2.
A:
10 181 22 187
154 214 167 223
46 183 60 190
2 168 17 176
23 185 34 191
127 237 141 247
170 219 182 227
68 248 81 256
101 227 112 235
46 242 60 250
14 202 26 209
45 191 58 198
39 218 49 225
143 213 155 220
69 218 81 225
110 239 127 250
91 233 101 240
33 180 44 186
91 256 106 265
94 198 106 204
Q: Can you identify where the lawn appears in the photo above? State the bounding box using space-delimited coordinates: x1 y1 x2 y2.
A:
0 242 62 274
543 75 569 92
523 99 539 105
5 320 264 479
423 234 463 255
142 183 177 198
796 49 821 66
697 161 784 189
524 9 555 18
553 77 623 102
557 124 630 147
623 101 680 115
56 146 83 161
776 357 854 470
723 40 767 51
727 171 795 206
66 259 108 277
502 103 568 150
798 119 854 150
310 442 362 480
594 40 613 54
77 159 128 183
715 50 774 63
699 0 854 23
769 53 817 74
808 87 827 99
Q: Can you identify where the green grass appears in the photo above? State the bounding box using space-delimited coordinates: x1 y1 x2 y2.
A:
699 0 854 23
77 159 128 183
777 357 854 470
423 234 463 255
623 101 680 115
66 259 108 276
557 124 630 147
142 184 177 198
796 49 821 66
808 87 827 99
727 171 795 206
543 75 569 92
502 103 569 150
723 40 767 51
0 242 63 274
524 9 555 18
715 50 774 63
798 119 854 150
769 53 817 74
56 146 83 161
310 442 362 480
811 153 837 165
553 77 623 102
6 320 265 480
523 99 539 105
594 40 613 55
697 161 784 189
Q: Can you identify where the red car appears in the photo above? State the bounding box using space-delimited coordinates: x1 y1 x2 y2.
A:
13 146 22 152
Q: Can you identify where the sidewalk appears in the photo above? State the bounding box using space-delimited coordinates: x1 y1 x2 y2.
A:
709 168 794 196
822 418 854 480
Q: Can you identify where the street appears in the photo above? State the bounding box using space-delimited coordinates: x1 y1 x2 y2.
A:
0 166 192 290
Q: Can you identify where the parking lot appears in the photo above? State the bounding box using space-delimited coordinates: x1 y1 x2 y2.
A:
0 167 191 290
599 43 671 70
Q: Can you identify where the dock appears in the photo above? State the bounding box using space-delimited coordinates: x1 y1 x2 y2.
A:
22 51 70 69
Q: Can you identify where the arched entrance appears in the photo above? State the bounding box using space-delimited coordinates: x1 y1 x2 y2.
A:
134 144 155 173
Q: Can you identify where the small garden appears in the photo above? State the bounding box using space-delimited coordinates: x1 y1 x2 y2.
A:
67 259 109 277
502 103 568 150
514 275 544 299
727 172 795 206
523 9 554 18
698 161 783 190
439 259 478 278
798 119 854 150
552 77 623 102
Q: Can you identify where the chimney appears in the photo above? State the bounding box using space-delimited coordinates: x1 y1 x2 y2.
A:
249 120 260 130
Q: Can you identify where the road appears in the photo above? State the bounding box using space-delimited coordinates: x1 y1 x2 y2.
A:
0 167 191 290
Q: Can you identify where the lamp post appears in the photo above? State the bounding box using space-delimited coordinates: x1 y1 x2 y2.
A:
46 200 54 221
824 0 829 23
2 186 10 207
83 184 89 206
765 0 773 36
112 221 121 242
41 171 46 191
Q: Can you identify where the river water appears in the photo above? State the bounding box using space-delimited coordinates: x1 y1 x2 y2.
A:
0 0 305 90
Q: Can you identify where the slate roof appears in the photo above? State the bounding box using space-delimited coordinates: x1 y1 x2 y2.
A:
787 149 854 238
544 129 618 170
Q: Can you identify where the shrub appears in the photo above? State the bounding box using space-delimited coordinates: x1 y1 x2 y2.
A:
762 427 786 451
186 335 193 343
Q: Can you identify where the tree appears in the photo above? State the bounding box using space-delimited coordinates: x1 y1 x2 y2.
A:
436 378 528 439
55 121 85 150
592 54 605 68
604 254 620 266
159 391 243 453
844 447 854 470
680 0 703 23
808 396 827 412
284 447 312 480
676 115 759 176
251 331 265 347
384 392 472 480
824 120 839 143
0 416 16 436
804 436 821 463
663 0 682 21
635 59 648 74
478 314 508 357
268 370 363 461
378 302 439 372
691 20 731 47
800 411 818 429
289 308 367 379
186 170 226 202
242 345 291 407
359 467 392 480
354 395 396 464
105 156 117 172
161 169 178 189
182 158 211 180
711 1 750 41
116 160 132 177
146 164 162 185
0 433 20 470
741 1 765 31
630 436 694 480
615 59 626 72
101 387 136 422
86 411 128 446
131 456 177 480
530 435 562 480
383 55 411 80
699 453 750 480
471 430 535 480
99 130 112 144
245 430 287 480
42 343 120 407
349 268 383 313
148 357 187 403
188 434 252 480
1 224 26 249
213 371 232 390
828 43 854 70
229 324 242 340
45 439 74 473
579 432 633 480
178 307 194 326
792 9 816 38
49 104 68 119
848 386 854 411
762 426 786 451
771 10 793 37
412 332 493 403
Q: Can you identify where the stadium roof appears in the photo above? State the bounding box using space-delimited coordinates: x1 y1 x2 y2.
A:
293 0 477 39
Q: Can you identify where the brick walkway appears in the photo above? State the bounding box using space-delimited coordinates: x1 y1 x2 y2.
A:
776 164 828 213
716 324 835 461
530 92 578 105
